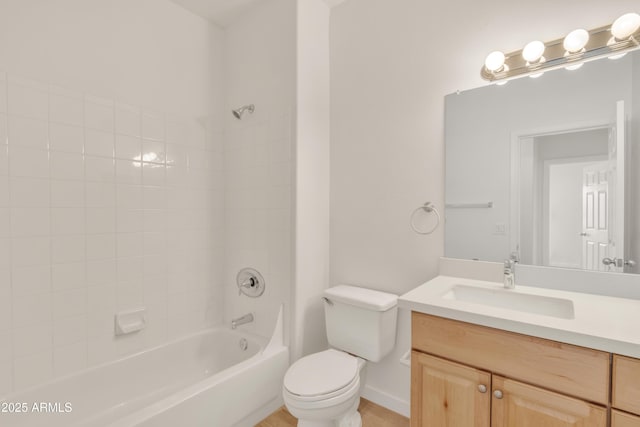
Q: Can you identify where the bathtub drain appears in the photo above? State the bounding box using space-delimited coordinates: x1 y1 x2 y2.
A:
239 338 248 351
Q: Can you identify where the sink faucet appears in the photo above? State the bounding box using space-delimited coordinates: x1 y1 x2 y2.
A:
231 313 254 329
504 252 519 289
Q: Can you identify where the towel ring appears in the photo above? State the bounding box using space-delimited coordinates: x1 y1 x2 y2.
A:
410 202 440 235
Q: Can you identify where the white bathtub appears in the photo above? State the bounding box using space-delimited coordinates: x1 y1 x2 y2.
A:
0 309 288 427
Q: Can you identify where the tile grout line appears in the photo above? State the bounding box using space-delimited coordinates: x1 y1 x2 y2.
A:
81 88 89 372
113 99 120 356
46 79 54 379
5 72 15 395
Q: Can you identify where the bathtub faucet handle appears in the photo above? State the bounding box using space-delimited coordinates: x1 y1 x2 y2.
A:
236 268 266 298
239 277 256 295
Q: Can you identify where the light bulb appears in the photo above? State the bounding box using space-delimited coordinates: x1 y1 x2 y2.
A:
563 29 589 53
522 40 545 64
611 12 640 40
484 51 506 72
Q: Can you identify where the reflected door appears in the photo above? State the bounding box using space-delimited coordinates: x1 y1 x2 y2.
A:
580 100 627 272
582 164 610 271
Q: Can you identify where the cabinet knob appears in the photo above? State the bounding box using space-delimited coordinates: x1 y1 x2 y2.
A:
477 384 487 393
493 390 503 399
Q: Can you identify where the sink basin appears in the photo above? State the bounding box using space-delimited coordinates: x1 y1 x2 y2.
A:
442 285 575 319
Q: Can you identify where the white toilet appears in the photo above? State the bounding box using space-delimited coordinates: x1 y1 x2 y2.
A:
283 285 398 427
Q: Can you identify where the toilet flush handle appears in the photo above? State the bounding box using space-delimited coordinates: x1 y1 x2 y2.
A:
322 297 333 306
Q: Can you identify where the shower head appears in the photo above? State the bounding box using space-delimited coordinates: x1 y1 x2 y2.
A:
232 104 255 120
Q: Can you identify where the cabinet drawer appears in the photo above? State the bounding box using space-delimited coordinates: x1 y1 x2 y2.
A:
612 410 640 427
613 355 640 415
411 312 610 404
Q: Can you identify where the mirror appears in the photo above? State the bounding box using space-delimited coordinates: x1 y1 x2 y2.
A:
445 49 640 274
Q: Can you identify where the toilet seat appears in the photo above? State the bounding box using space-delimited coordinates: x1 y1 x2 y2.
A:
283 374 360 411
284 349 359 402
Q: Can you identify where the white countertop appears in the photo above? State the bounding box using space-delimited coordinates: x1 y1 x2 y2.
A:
399 275 640 358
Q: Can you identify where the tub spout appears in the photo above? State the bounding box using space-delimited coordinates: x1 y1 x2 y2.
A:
231 313 254 329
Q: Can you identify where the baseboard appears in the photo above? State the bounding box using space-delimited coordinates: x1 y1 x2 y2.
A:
362 384 410 418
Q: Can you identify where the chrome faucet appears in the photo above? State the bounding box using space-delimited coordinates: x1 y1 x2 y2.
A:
503 252 519 289
231 313 254 329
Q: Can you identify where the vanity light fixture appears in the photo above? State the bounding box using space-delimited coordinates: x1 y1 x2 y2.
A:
563 29 589 70
607 13 640 60
522 40 545 64
563 29 589 53
484 51 507 72
481 12 640 82
611 12 640 41
522 40 546 79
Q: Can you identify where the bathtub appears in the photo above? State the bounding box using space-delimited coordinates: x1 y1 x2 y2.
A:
0 308 289 427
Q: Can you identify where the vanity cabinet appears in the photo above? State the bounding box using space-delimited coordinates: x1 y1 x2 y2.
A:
411 351 490 427
411 352 606 427
411 312 610 427
612 355 640 426
612 410 640 427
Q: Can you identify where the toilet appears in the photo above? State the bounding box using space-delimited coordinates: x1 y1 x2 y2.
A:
283 285 398 427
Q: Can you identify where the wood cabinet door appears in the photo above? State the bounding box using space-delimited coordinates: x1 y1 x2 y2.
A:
491 375 607 427
411 351 490 427
613 355 640 415
612 410 640 427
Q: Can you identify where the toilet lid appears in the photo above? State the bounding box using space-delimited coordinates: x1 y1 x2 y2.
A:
284 349 358 397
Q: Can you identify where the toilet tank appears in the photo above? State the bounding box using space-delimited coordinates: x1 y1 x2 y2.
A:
323 285 398 362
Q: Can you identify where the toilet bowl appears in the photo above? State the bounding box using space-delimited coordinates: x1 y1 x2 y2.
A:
283 349 365 427
283 285 398 427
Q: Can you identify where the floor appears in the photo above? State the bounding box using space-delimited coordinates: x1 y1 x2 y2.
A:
255 398 410 427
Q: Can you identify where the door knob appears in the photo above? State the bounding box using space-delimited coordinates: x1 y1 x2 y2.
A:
603 258 637 267
478 384 487 393
493 390 503 399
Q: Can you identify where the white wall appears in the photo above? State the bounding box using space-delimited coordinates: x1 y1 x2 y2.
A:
293 0 331 361
222 0 296 342
0 0 224 396
329 0 639 416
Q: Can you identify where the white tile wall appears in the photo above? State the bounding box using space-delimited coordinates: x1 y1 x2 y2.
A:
223 109 293 340
0 73 224 396
8 116 48 149
49 123 84 153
